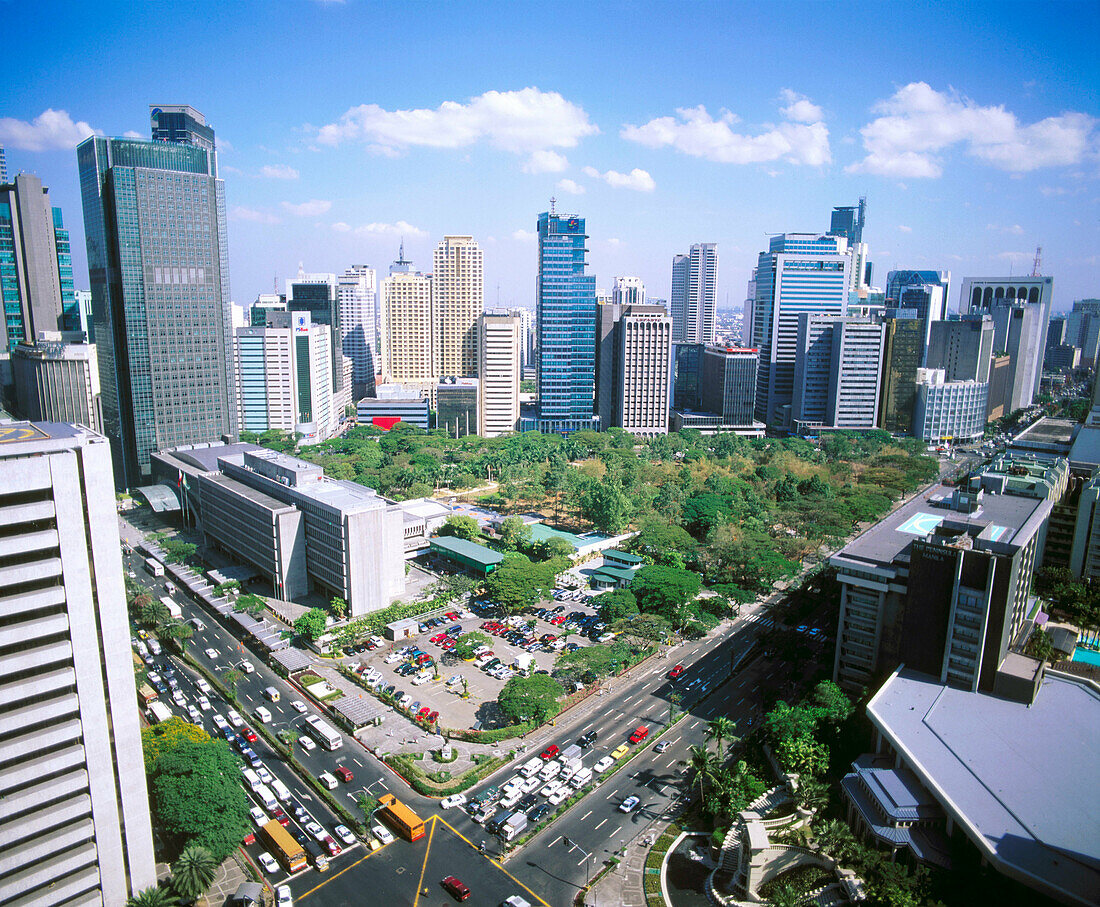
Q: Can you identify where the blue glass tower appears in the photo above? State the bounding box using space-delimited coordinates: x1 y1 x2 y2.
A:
536 210 597 433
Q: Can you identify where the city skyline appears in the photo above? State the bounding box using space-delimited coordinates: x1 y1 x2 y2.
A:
0 1 1097 318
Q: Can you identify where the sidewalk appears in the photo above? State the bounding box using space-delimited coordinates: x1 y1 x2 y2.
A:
582 812 670 907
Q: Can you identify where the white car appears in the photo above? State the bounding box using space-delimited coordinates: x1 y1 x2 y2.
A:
290 700 307 713
411 674 430 686
227 709 244 728
250 806 267 825
275 885 293 907
258 853 279 874
239 661 255 674
333 824 356 846
196 678 212 694
594 756 615 773
369 635 385 648
204 647 218 659
499 790 522 809
304 820 326 843
187 704 202 723
472 805 496 825
371 824 394 845
299 736 316 752
520 776 541 794
147 671 161 685
384 652 401 664
172 690 187 707
256 765 274 784
212 714 229 732
548 787 570 806
440 794 467 810
539 780 564 798
197 696 211 711
619 795 640 813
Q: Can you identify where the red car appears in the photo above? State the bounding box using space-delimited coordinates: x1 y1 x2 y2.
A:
427 710 439 724
241 726 258 743
416 653 432 665
441 639 456 651
335 766 354 783
242 831 256 846
550 615 566 626
417 707 432 721
441 876 471 902
629 725 649 744
322 835 341 857
430 633 447 644
272 807 290 827
445 612 460 620
540 744 560 761
667 664 686 679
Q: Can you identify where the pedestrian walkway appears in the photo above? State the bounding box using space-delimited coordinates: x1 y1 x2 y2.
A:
582 812 671 907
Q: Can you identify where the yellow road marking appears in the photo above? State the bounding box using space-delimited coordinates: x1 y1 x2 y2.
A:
297 845 384 902
436 816 551 907
410 815 438 907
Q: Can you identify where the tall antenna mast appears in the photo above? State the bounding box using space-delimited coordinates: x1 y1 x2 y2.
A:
1031 245 1042 277
549 196 557 216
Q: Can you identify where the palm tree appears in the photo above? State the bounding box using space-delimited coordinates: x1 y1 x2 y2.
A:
767 881 805 907
126 885 180 907
140 600 170 628
171 844 219 902
684 745 719 800
161 620 193 655
796 778 830 813
813 818 857 862
705 716 738 761
667 691 683 726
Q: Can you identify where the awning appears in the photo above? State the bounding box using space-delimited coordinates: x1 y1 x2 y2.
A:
134 484 182 512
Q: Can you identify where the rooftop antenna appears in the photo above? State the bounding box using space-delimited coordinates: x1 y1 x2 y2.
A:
297 261 305 279
549 196 557 216
1031 245 1042 277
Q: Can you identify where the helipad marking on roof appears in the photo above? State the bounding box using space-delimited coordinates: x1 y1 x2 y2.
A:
897 512 944 536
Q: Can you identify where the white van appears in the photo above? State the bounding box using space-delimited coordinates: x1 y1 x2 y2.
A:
242 768 263 792
518 757 542 778
318 771 338 790
253 706 272 724
264 686 280 702
146 638 162 656
538 760 561 782
271 779 292 803
255 783 278 812
570 767 593 789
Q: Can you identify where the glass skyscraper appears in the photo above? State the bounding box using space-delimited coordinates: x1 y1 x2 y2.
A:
77 106 236 487
536 209 596 433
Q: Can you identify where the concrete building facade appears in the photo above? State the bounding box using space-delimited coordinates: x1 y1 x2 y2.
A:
380 260 433 383
432 236 483 379
670 243 717 344
0 423 156 906
792 315 883 435
336 265 377 399
477 313 521 437
912 369 988 443
12 332 102 433
596 302 671 435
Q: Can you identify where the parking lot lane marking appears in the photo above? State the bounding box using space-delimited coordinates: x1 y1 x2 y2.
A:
296 849 377 902
611 825 622 838
410 815 439 907
581 810 592 820
595 818 607 830
577 856 587 867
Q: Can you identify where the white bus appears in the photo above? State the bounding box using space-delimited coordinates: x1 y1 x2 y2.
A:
303 714 342 751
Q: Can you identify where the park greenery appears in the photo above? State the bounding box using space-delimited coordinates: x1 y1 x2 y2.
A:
1034 566 1100 633
497 673 566 724
295 607 328 641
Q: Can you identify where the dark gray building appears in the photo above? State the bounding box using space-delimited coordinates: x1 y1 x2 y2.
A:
926 314 994 383
596 301 671 435
437 377 478 438
77 105 236 487
671 342 703 411
700 346 758 427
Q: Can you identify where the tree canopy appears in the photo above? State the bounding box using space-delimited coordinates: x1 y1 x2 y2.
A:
497 673 565 724
295 607 328 641
484 555 568 614
629 565 701 615
438 514 480 541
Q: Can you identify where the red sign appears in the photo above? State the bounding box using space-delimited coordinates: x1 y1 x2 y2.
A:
373 416 402 431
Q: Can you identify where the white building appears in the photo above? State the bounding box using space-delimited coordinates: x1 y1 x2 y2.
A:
357 383 430 430
12 332 102 434
336 264 378 398
792 315 884 435
433 236 483 378
235 312 339 444
611 276 646 307
380 253 433 383
670 243 718 344
478 313 521 437
912 368 988 443
0 422 156 905
508 306 535 372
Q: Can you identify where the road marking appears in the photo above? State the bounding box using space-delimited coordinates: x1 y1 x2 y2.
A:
410 815 438 907
577 856 587 867
434 817 551 907
666 759 677 768
595 818 607 830
611 825 622 838
581 810 592 820
550 835 563 847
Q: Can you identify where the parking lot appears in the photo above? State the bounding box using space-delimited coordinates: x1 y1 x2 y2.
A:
341 589 610 732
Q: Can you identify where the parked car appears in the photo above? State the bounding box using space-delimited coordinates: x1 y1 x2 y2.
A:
440 794 467 810
372 824 394 845
258 853 279 874
527 803 553 823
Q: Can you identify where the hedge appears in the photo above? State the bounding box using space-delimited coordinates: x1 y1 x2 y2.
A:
443 721 533 744
332 591 463 643
385 751 511 797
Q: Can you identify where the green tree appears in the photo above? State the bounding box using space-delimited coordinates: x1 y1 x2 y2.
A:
222 669 243 704
126 886 180 907
234 592 266 618
795 777 830 812
161 538 197 564
705 716 738 761
766 881 805 907
484 557 564 614
439 514 480 541
141 717 210 773
685 745 719 800
497 673 564 724
498 516 532 551
809 680 853 725
598 588 639 622
160 620 193 654
775 734 829 778
295 607 328 641
629 565 701 615
610 613 670 647
554 641 633 681
140 599 170 628
330 596 348 620
451 630 492 661
171 844 219 902
579 478 633 534
813 818 857 862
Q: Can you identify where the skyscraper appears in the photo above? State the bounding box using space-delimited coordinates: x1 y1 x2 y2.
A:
670 243 718 344
0 172 80 350
536 209 597 433
700 346 759 428
829 199 870 293
78 106 236 487
336 264 378 398
287 269 350 411
878 316 924 435
926 315 995 383
507 306 535 372
595 302 672 435
751 233 851 428
13 331 102 433
0 422 156 905
433 235 483 378
380 249 433 382
611 276 646 307
885 269 951 307
478 313 521 437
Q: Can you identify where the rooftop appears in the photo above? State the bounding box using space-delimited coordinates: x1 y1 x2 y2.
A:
1012 417 1078 450
160 440 263 473
604 549 644 564
428 535 505 568
868 667 1100 905
527 522 585 551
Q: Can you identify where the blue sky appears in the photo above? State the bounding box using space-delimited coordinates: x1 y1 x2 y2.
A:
2 0 1098 313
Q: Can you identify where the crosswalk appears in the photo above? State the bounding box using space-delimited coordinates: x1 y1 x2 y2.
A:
744 613 775 627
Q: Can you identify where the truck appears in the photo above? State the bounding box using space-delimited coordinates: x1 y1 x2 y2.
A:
559 757 583 782
161 597 182 620
512 652 535 674
377 793 426 842
559 744 582 763
569 766 593 789
260 819 307 873
499 810 528 842
145 556 164 577
146 701 172 724
303 714 343 751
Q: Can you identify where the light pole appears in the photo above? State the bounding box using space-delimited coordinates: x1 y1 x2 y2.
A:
562 837 593 887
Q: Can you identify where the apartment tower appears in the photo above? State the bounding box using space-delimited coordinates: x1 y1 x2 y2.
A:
478 313 521 437
433 236 483 378
670 243 718 344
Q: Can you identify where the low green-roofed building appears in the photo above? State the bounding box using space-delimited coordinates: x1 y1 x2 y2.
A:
429 535 505 575
604 549 644 568
527 522 586 551
592 565 639 589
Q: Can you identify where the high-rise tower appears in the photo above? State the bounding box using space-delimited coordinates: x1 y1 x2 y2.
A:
77 106 236 487
336 265 378 398
478 313 522 437
380 249 433 382
433 236 483 378
670 243 718 344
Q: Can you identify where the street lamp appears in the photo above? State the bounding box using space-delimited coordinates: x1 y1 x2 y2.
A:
562 837 593 887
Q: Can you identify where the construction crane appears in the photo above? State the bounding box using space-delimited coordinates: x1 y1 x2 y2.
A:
1031 245 1042 277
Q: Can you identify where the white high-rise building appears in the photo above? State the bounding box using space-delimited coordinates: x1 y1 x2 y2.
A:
235 312 338 444
478 313 521 437
611 276 646 307
433 236 483 378
508 307 535 371
0 422 156 905
336 265 378 398
670 243 718 344
381 249 433 383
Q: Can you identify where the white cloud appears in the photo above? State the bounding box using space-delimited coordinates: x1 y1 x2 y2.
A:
779 89 824 125
281 199 332 217
622 95 829 167
260 164 300 180
898 225 912 233
847 82 1098 178
523 150 569 174
556 178 585 195
230 206 281 224
314 88 598 164
123 130 144 139
512 229 537 243
0 108 99 151
351 220 427 238
582 165 656 191
331 222 351 232
996 251 1031 263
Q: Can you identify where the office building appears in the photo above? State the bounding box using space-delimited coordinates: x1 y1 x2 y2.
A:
671 342 704 411
507 307 535 372
595 302 671 435
700 346 759 428
437 377 478 438
432 236 483 378
878 316 924 435
791 315 884 435
884 269 950 307
611 276 646 307
287 269 351 415
891 282 946 364
986 355 1012 421
831 481 1050 692
926 314 994 383
911 369 988 443
535 209 597 433
751 233 851 428
235 311 338 445
964 276 1053 412
0 422 156 905
150 104 215 155
828 199 871 293
77 106 236 487
1061 298 1100 368
357 384 429 430
336 265 378 398
478 313 521 437
0 143 6 181
152 443 404 614
380 250 433 383
75 289 93 344
12 332 102 432
670 243 718 344
0 172 80 352
250 292 285 326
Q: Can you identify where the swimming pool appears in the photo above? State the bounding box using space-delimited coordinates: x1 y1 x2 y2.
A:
1071 647 1100 667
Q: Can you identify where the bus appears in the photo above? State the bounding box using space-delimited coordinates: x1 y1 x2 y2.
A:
377 793 425 842
260 819 307 873
144 557 164 577
138 683 158 706
146 701 172 724
303 714 342 751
